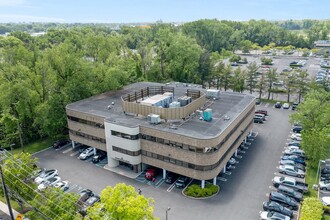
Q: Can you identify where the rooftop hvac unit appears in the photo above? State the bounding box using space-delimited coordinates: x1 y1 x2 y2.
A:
203 108 212 121
169 101 181 108
178 96 192 107
206 89 220 99
147 114 161 124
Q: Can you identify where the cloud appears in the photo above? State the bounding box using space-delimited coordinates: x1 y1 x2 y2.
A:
0 0 27 7
0 15 66 23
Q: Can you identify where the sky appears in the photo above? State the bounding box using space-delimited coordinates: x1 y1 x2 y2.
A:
0 0 329 23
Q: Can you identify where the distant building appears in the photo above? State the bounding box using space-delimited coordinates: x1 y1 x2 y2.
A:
66 82 255 188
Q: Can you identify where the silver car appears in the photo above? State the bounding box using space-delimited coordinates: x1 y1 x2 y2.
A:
279 165 305 178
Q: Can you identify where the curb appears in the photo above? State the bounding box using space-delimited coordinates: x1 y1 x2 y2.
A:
181 185 220 200
32 146 53 156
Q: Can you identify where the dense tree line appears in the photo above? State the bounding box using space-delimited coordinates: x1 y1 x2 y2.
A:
0 20 329 148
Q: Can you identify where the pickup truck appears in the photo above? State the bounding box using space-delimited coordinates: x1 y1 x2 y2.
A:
272 176 309 193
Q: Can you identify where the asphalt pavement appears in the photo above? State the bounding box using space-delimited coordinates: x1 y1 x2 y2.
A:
35 102 293 220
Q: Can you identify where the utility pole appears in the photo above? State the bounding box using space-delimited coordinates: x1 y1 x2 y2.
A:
0 166 15 220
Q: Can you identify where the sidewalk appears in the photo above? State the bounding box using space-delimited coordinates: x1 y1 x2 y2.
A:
0 201 21 219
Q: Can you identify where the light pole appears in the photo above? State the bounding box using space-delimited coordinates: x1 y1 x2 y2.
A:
166 207 171 220
315 160 325 185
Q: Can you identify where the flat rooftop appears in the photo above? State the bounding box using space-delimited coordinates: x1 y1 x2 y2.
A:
67 82 255 139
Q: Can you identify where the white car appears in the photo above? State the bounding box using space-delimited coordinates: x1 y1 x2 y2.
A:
34 169 58 184
282 103 290 109
322 196 330 206
259 211 290 220
279 165 305 178
38 176 61 191
291 133 302 141
319 180 330 191
284 148 306 158
79 147 94 160
54 180 70 191
285 145 300 151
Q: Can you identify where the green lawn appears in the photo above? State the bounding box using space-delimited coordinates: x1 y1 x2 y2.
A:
11 135 68 155
304 165 318 198
323 215 330 220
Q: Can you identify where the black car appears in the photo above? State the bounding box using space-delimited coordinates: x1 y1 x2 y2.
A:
292 102 299 110
275 102 282 108
322 167 330 175
256 99 261 105
269 192 299 210
92 151 106 163
292 126 302 133
277 185 303 202
321 173 330 180
175 176 190 188
52 140 70 149
263 201 293 218
165 172 179 184
78 189 94 203
80 195 100 215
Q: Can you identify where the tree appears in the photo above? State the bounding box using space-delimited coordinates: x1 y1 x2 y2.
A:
86 183 157 220
229 54 241 63
239 40 253 53
265 68 278 100
282 72 297 102
300 197 323 220
256 75 266 100
231 67 245 92
260 57 273 65
221 65 233 91
245 62 259 94
295 69 309 102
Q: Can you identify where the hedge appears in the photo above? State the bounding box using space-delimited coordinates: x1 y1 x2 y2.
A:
184 183 219 198
300 197 323 220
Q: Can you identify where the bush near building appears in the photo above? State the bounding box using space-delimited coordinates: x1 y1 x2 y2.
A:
300 197 323 220
184 183 219 198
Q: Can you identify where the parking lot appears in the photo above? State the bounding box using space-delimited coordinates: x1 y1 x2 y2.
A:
35 103 295 220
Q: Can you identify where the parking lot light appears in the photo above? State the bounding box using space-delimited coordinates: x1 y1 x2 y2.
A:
315 160 326 185
166 207 171 220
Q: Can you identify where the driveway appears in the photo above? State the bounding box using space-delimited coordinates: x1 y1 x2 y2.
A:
35 103 293 220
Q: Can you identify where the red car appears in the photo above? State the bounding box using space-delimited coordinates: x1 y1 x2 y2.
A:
255 110 268 116
145 168 159 181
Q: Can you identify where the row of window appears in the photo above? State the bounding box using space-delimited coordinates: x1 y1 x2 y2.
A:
69 130 106 144
111 131 139 140
141 121 252 171
68 116 104 128
140 106 254 154
112 146 141 156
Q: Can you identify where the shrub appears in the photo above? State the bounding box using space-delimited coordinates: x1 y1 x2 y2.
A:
184 183 219 198
300 197 323 220
323 206 330 214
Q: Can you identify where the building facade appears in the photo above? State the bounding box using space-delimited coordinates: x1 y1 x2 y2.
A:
66 82 255 187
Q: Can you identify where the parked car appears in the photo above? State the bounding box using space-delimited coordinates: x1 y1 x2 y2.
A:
321 173 330 181
319 180 330 191
34 169 58 184
79 147 94 160
165 172 179 184
52 139 70 149
80 195 100 215
54 180 69 191
78 189 94 203
279 160 306 172
277 185 303 202
279 165 305 178
291 102 299 110
291 133 302 141
275 102 282 108
282 103 290 109
255 110 268 116
292 126 302 133
262 201 293 218
228 157 236 165
255 113 266 121
283 149 306 159
38 176 61 191
269 192 299 210
285 145 300 151
259 211 290 220
272 176 309 193
145 168 159 181
256 99 261 105
92 151 106 163
281 155 306 166
321 167 330 175
321 197 330 206
287 141 301 148
175 176 190 188
254 116 264 124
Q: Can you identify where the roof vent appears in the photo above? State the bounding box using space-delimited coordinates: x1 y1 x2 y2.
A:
223 115 230 120
169 124 178 130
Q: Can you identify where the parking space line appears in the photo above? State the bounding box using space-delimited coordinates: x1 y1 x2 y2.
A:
236 155 242 159
63 148 73 154
167 181 177 192
217 177 227 182
265 103 269 108
66 184 78 192
70 151 80 157
225 171 231 175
